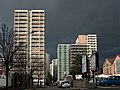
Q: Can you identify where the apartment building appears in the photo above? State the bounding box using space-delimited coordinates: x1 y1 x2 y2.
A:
69 44 92 67
14 10 45 85
76 34 97 52
57 44 70 80
75 34 97 74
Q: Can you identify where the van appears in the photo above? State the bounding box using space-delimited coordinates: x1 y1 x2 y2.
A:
99 76 120 86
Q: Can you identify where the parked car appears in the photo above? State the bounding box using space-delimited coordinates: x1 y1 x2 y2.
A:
57 80 71 88
99 76 120 86
96 77 108 86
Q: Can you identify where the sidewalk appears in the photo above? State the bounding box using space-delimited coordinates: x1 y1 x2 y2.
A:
28 87 88 90
0 87 24 90
68 87 88 90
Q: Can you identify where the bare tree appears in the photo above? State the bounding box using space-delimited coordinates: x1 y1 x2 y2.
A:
12 50 27 87
13 53 42 87
0 24 22 88
0 24 14 88
0 23 41 88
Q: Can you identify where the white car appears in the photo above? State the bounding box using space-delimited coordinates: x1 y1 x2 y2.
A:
57 80 71 88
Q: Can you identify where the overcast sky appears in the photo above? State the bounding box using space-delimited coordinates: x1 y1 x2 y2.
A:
0 0 120 68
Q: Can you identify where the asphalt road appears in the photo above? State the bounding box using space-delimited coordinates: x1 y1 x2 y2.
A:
29 86 120 90
0 86 120 90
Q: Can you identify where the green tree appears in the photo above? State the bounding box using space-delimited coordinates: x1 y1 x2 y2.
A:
69 54 82 79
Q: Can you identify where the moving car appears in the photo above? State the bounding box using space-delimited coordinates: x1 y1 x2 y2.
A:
57 80 71 88
99 76 120 86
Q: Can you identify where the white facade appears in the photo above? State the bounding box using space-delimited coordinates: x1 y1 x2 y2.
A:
52 59 58 82
87 34 97 52
50 64 52 76
57 44 70 80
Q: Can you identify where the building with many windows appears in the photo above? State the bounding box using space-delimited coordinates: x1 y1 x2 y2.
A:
76 34 97 52
75 34 97 74
69 44 92 67
14 10 45 85
57 44 70 80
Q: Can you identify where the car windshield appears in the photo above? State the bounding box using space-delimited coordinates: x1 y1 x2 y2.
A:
107 76 117 80
97 77 108 81
104 78 108 80
62 81 69 83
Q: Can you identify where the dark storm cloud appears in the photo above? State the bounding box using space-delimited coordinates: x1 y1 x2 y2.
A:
0 0 120 68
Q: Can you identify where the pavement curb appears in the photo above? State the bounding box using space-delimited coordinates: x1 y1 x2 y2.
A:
67 88 88 90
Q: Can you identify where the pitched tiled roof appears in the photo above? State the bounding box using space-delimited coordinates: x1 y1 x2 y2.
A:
103 58 115 67
107 58 115 64
116 54 120 57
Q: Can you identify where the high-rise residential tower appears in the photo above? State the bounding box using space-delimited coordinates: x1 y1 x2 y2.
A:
76 34 97 52
69 44 92 67
75 34 97 75
57 44 70 80
14 10 45 85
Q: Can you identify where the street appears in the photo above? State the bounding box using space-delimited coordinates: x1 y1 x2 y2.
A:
25 86 120 90
0 86 120 90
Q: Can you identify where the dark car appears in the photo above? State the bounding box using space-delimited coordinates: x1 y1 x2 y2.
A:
96 77 108 86
99 76 120 86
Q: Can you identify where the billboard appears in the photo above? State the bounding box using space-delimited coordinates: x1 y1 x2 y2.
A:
82 55 87 73
91 54 96 71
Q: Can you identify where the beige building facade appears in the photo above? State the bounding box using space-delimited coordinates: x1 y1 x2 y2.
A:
76 34 97 52
102 54 120 75
14 10 45 85
75 34 97 75
102 58 114 75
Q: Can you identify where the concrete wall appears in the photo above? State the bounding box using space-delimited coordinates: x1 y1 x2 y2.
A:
0 79 6 87
73 80 96 88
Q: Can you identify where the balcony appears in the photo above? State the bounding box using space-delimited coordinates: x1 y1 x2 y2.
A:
32 17 40 19
19 17 28 19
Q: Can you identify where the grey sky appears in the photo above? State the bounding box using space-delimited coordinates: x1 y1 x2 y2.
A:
0 0 120 68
